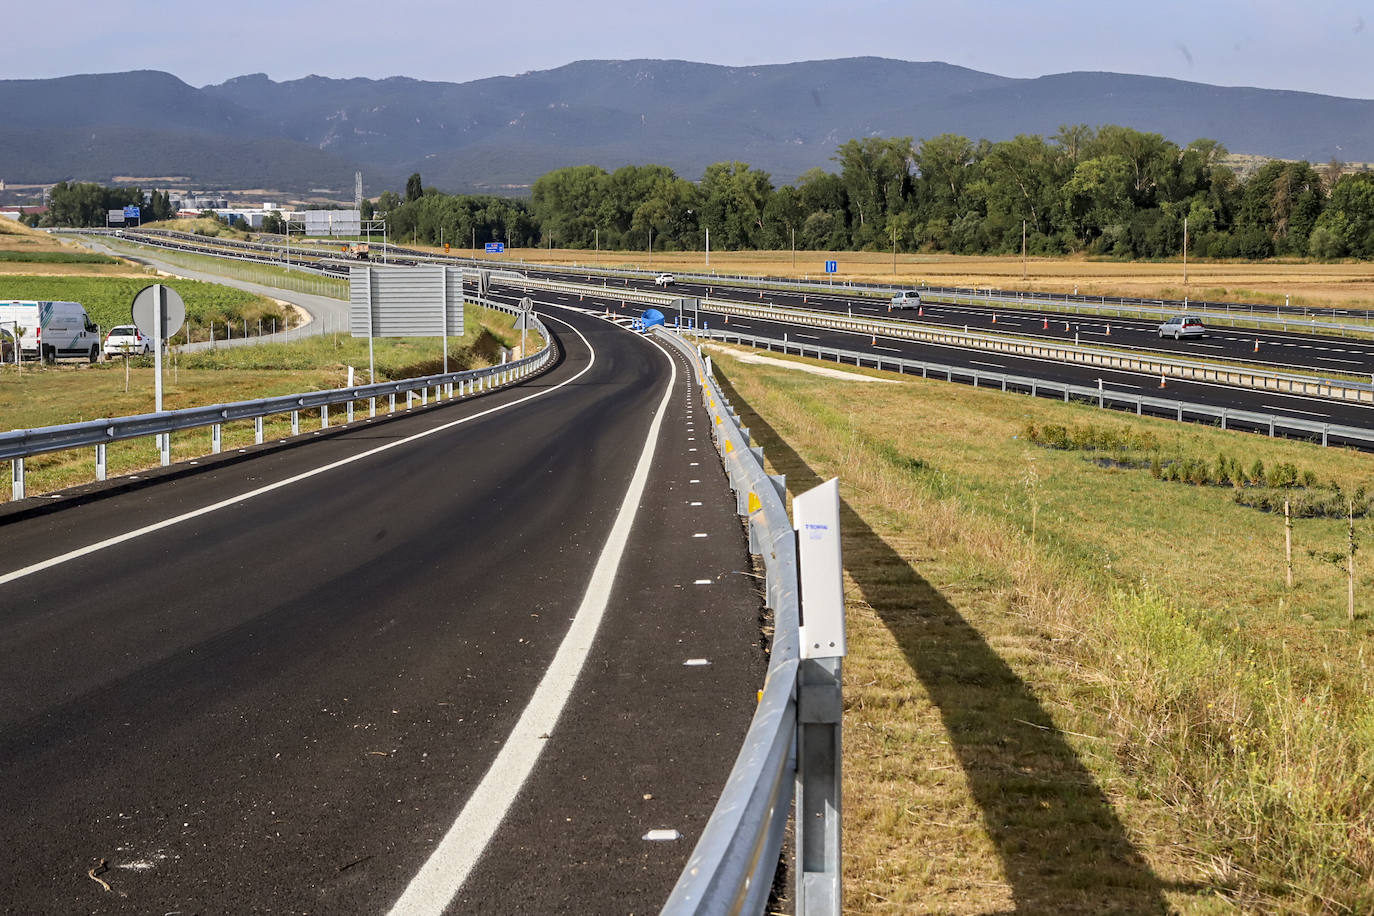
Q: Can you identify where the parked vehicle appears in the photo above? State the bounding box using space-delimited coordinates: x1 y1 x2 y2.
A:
103 324 153 357
0 300 101 362
1157 315 1206 339
654 273 675 287
890 290 922 309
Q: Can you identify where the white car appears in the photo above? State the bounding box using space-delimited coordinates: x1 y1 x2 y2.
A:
654 273 675 287
103 324 153 356
1157 315 1206 339
890 290 922 309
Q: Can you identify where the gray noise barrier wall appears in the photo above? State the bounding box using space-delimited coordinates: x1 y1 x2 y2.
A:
349 265 465 338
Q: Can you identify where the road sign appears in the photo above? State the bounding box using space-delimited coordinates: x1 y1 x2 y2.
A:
123 205 141 220
824 260 837 273
131 284 186 341
485 242 505 254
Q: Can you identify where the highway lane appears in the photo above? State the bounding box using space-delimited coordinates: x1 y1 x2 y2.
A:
0 307 762 913
521 288 1374 441
91 230 1374 376
529 269 1374 378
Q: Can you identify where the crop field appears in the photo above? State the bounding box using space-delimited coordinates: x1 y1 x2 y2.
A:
478 245 1374 313
708 343 1374 913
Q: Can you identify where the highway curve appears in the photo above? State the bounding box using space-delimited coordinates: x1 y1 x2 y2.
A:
0 306 764 913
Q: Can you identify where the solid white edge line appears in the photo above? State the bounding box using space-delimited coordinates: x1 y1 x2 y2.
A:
0 314 593 587
387 308 679 915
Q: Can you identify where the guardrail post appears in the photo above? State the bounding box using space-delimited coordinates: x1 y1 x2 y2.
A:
421 387 428 406
254 416 264 444
290 412 299 436
370 397 377 418
11 457 24 500
347 400 355 423
213 423 223 453
159 433 170 467
321 405 329 429
95 443 107 481
389 393 396 413
1323 425 1329 446
406 390 414 409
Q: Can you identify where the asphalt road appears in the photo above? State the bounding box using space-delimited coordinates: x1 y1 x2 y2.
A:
515 286 1374 443
0 306 763 914
532 269 1374 378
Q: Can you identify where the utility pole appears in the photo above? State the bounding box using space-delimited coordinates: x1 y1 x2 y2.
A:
1183 216 1189 287
791 227 795 268
648 226 653 270
706 227 710 268
892 222 897 275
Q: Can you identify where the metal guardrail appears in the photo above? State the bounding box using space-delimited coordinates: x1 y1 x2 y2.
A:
1 313 555 500
698 329 1374 451
498 275 1374 404
655 328 842 916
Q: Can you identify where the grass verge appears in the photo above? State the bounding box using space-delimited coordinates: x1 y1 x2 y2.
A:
0 304 544 498
708 343 1374 913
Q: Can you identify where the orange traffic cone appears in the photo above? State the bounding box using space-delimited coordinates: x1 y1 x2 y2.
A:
725 314 730 324
1254 339 1260 353
992 314 997 323
1043 318 1048 329
1064 321 1070 332
1106 324 1111 336
1159 374 1167 389
918 306 924 316
871 335 877 345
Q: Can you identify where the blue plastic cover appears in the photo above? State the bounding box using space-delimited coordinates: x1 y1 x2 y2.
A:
641 308 666 329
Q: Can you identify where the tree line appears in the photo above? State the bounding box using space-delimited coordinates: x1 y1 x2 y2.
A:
33 123 1374 260
377 125 1374 260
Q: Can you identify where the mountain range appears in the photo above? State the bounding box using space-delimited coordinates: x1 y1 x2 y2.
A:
2 59 1372 196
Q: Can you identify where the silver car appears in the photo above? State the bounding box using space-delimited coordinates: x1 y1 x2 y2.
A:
1157 315 1206 339
890 290 922 309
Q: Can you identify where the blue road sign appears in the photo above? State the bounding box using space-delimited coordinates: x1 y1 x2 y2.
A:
123 205 141 220
824 260 837 273
485 242 505 253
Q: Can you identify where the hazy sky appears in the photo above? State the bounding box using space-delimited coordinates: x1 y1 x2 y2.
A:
7 0 1371 99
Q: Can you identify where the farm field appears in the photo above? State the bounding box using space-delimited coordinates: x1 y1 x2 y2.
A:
707 342 1374 913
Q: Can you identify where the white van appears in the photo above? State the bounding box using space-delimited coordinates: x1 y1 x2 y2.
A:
0 300 101 362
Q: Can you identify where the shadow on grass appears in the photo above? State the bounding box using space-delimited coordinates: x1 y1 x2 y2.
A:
715 369 1171 914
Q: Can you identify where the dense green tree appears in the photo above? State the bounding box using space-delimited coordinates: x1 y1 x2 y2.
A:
405 172 424 203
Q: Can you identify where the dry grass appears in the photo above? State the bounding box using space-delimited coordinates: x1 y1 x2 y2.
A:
488 246 1374 313
709 344 1374 913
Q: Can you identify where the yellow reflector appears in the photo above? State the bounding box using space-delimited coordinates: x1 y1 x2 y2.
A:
747 491 761 513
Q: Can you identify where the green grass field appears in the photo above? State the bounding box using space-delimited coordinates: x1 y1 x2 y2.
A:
0 275 287 341
708 343 1374 913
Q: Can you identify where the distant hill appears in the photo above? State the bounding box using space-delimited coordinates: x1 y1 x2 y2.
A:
2 59 1373 194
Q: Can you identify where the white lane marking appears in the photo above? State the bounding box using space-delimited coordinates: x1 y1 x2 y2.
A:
694 579 712 585
1260 404 1330 417
692 532 708 537
795 333 821 340
969 360 1005 368
873 345 903 352
388 312 678 915
1315 357 1361 365
0 316 594 588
